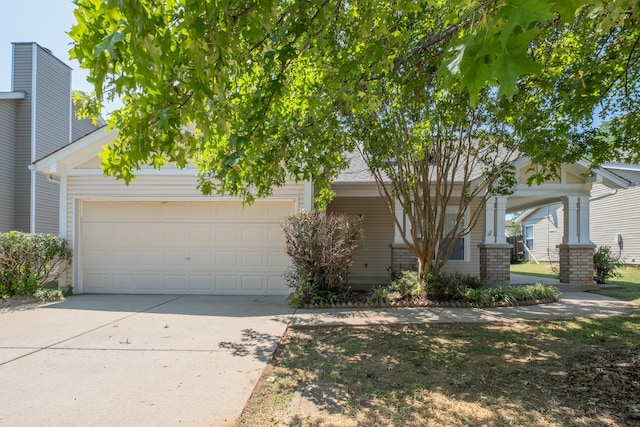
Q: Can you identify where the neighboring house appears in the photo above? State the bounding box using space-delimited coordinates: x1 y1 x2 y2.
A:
35 133 629 294
0 42 100 233
518 163 640 265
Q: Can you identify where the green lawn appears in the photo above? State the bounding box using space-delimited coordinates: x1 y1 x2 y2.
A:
511 262 640 303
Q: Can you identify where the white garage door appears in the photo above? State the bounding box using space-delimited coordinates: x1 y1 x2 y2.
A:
80 200 293 295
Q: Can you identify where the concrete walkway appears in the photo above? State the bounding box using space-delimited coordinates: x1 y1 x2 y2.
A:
0 291 636 427
290 291 638 327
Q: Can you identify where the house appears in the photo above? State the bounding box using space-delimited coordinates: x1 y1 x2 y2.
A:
0 42 100 233
34 129 629 294
518 163 640 265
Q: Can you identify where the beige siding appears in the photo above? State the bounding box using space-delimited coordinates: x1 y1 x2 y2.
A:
522 204 564 262
590 183 640 264
0 101 17 231
327 197 394 285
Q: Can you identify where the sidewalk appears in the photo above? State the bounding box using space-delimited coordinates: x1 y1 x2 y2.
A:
289 291 638 327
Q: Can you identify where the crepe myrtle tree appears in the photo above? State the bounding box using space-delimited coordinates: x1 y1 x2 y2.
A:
347 69 517 274
70 1 640 201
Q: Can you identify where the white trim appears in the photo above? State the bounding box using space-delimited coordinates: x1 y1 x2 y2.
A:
68 71 73 144
442 206 471 263
602 163 640 172
30 43 37 233
34 126 114 172
0 91 26 99
63 168 199 177
303 180 313 211
576 159 629 188
59 176 68 239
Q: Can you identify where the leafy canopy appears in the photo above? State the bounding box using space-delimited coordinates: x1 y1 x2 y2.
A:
69 0 640 202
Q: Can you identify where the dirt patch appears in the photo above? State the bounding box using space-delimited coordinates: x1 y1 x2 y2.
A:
238 316 640 426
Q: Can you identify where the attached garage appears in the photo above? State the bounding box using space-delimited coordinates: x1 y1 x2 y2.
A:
80 200 293 295
33 127 311 295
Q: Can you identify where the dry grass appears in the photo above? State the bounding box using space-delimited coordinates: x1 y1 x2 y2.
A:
238 314 640 427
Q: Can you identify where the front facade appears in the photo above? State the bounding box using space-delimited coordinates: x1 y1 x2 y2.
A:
36 129 313 295
520 163 640 265
0 42 99 233
36 127 629 295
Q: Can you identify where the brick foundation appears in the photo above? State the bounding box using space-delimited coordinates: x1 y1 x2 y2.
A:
478 244 512 285
558 244 595 286
390 244 418 276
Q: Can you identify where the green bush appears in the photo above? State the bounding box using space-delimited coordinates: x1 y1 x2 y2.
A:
458 284 561 306
0 232 72 298
388 270 426 299
424 272 483 301
593 246 624 284
284 211 364 307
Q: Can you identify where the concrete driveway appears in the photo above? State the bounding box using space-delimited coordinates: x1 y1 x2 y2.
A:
0 295 294 427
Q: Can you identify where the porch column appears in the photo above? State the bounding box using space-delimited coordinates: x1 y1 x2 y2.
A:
478 196 511 284
558 195 595 288
390 200 417 276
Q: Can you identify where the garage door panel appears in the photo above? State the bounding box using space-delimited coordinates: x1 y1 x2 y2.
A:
81 200 293 295
216 251 238 267
241 251 265 268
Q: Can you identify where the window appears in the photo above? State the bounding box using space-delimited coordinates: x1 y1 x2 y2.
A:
440 212 466 261
524 225 534 250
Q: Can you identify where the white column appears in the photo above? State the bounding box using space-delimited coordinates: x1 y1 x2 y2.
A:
484 196 496 244
394 200 405 244
563 196 579 244
577 195 590 244
495 196 507 244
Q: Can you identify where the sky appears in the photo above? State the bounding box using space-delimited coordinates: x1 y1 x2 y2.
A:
0 0 117 112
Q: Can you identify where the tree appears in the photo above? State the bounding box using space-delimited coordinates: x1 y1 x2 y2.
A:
69 1 640 271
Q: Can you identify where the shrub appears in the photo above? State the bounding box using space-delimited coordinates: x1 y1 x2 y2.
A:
283 211 364 307
458 284 562 306
0 232 72 298
593 246 624 284
388 270 426 299
424 272 483 301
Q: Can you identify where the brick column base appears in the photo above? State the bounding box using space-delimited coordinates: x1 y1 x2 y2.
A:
390 244 418 277
558 244 595 286
478 244 512 285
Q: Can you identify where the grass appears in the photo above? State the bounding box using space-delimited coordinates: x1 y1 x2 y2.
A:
511 262 640 303
238 313 640 426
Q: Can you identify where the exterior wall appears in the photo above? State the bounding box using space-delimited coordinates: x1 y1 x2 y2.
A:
12 43 34 232
590 183 640 264
327 196 395 285
9 43 73 233
0 101 17 231
33 46 72 233
522 182 640 265
521 203 564 262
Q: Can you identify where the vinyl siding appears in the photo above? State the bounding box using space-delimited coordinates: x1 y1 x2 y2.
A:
33 46 71 233
65 174 306 265
326 197 483 283
521 203 564 263
12 43 34 232
0 101 17 231
590 183 640 264
327 196 395 285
